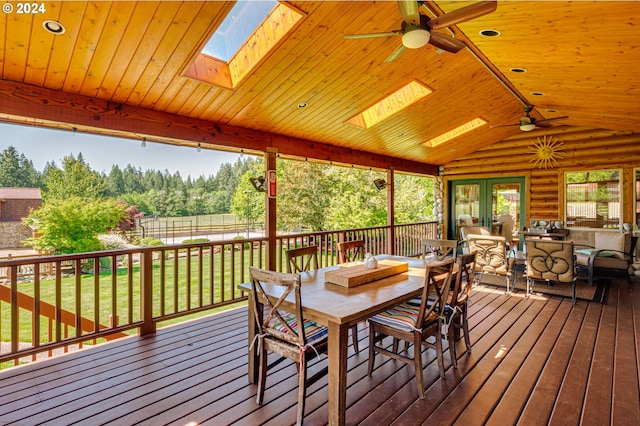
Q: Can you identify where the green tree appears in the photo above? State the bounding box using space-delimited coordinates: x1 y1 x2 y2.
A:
394 174 435 223
326 167 387 229
0 146 41 187
277 161 334 231
22 196 126 254
231 170 265 230
44 154 107 200
107 165 125 196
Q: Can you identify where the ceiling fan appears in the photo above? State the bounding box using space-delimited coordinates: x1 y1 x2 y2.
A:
491 106 569 132
343 0 497 63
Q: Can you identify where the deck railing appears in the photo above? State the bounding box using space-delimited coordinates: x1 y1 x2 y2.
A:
0 221 437 367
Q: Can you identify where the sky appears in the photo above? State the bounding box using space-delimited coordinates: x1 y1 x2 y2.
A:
0 122 242 178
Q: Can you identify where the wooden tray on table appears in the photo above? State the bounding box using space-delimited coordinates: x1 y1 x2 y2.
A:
324 259 409 288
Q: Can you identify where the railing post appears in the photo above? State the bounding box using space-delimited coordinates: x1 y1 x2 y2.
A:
140 249 155 335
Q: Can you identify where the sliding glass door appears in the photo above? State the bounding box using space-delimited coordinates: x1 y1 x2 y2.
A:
448 177 526 248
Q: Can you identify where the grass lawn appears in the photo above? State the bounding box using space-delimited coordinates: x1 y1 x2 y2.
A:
0 248 261 344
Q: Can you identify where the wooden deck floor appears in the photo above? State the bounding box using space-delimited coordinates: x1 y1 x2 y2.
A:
1 277 639 425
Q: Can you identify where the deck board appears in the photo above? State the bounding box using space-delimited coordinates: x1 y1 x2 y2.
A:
611 281 640 425
0 279 638 425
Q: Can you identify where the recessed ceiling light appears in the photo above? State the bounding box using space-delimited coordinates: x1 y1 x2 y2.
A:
43 20 65 34
297 102 307 109
479 29 501 37
509 68 527 73
397 133 404 138
530 92 545 96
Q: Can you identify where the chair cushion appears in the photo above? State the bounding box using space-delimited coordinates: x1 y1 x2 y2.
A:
575 248 615 257
594 232 628 260
369 298 437 332
267 311 328 345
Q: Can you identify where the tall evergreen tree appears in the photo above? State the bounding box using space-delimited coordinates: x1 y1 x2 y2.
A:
44 154 107 201
0 146 41 187
107 165 125 196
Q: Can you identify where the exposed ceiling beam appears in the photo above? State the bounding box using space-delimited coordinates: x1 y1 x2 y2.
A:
0 80 437 175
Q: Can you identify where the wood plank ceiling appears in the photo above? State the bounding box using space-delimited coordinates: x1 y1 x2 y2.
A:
0 1 638 173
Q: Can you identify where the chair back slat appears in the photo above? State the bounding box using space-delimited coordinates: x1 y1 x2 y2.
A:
416 258 455 329
421 239 458 261
452 252 477 307
286 245 319 273
249 266 306 346
337 240 364 263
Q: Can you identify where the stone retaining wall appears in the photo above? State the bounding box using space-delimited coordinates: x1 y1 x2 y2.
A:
0 221 33 248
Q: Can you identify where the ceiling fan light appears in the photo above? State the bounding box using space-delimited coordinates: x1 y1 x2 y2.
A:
402 29 430 49
520 123 536 132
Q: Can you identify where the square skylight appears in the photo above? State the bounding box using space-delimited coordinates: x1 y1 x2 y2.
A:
202 1 277 62
346 81 433 128
423 118 487 147
185 1 303 89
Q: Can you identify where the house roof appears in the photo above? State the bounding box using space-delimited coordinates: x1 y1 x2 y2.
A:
0 188 42 200
0 1 638 173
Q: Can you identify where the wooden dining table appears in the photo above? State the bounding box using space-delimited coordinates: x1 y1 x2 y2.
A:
238 255 454 426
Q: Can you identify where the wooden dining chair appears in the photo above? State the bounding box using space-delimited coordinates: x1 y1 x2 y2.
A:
286 245 319 273
445 252 477 367
337 239 364 263
421 238 458 261
306 240 364 353
367 258 455 399
249 266 328 426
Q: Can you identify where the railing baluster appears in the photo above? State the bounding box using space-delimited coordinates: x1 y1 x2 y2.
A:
140 250 154 335
198 246 203 308
186 248 192 310
94 257 100 334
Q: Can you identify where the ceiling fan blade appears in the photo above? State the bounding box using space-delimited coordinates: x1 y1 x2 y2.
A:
536 116 569 125
428 32 466 53
490 123 521 129
344 31 402 39
429 1 498 30
385 44 407 63
397 0 420 25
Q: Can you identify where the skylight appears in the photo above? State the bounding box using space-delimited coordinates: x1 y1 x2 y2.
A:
185 1 303 89
203 1 277 62
346 81 433 129
423 118 487 147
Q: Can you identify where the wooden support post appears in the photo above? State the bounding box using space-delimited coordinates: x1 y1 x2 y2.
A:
386 168 395 255
265 148 277 271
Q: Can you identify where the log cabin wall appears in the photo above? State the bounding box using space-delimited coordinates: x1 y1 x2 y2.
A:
441 126 640 228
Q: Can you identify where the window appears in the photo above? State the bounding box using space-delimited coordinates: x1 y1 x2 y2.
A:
565 170 621 229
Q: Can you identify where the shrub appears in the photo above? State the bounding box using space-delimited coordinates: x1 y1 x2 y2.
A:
139 237 164 247
98 233 129 250
181 238 210 244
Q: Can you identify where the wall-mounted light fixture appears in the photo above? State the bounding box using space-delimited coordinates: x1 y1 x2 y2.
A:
249 175 266 192
373 178 387 190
